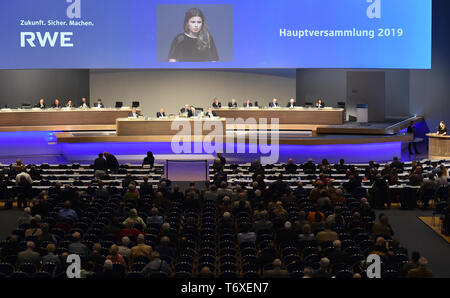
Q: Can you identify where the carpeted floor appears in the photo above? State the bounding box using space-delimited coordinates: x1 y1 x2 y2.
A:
418 216 450 243
378 208 450 278
1 205 449 277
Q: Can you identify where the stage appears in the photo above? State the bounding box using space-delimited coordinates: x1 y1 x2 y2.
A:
0 116 429 165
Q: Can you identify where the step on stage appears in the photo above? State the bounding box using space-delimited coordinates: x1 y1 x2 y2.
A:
41 116 424 163
53 116 423 145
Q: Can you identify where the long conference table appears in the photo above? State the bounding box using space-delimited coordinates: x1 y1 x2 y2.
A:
116 117 227 137
212 107 344 125
0 108 139 131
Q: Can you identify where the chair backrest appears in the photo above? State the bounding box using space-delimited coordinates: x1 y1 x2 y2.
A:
115 101 123 108
132 101 140 108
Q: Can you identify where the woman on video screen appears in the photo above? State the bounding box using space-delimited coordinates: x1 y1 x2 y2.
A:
168 8 219 62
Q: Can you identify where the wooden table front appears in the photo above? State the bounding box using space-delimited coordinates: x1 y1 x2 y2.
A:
211 107 344 125
0 108 139 126
116 117 227 136
427 133 450 157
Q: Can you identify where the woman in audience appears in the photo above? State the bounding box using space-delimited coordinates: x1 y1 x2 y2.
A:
319 159 332 174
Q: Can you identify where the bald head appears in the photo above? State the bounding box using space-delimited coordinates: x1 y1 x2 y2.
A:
137 234 145 244
72 232 81 241
273 258 282 268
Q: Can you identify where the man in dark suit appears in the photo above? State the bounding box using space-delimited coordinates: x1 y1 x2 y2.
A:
286 98 297 108
284 158 298 174
205 107 216 117
35 98 46 109
188 107 196 117
94 153 107 172
52 99 61 108
228 99 237 107
142 151 155 168
104 152 119 172
269 98 279 108
243 99 253 108
128 107 140 118
263 259 290 278
212 97 221 108
93 99 104 108
180 104 190 114
17 241 41 267
407 121 420 154
156 108 166 118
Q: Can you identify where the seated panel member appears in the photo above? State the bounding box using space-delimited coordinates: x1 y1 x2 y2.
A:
94 98 104 108
52 98 61 108
79 97 90 108
243 99 253 108
188 106 196 117
128 107 141 118
156 108 166 118
66 99 74 108
286 98 297 108
212 97 221 108
205 107 216 117
315 98 325 108
35 98 46 109
180 104 190 114
228 99 237 108
269 98 279 108
437 121 447 135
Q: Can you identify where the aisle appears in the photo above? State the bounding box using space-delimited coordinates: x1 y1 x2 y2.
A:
379 208 450 278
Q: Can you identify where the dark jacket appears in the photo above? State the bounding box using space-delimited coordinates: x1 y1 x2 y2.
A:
94 157 107 171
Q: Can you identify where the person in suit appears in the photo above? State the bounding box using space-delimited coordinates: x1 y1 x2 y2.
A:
286 98 297 108
52 98 61 108
156 108 166 118
407 121 420 155
36 98 46 109
180 104 190 114
94 153 108 172
188 106 196 117
104 152 119 172
263 258 290 278
142 151 155 168
80 97 90 108
228 98 237 108
212 97 221 108
205 107 216 117
269 98 279 108
128 107 140 118
243 99 253 108
315 98 325 108
94 98 104 108
437 121 447 135
65 99 74 108
16 241 41 267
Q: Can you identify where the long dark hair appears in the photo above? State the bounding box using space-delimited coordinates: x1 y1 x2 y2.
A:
184 8 211 51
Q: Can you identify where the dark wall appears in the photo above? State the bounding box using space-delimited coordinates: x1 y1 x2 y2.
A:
0 70 89 108
409 0 450 131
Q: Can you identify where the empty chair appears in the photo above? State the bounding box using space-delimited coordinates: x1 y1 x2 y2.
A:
0 263 14 277
19 263 37 276
34 271 52 278
334 270 353 278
